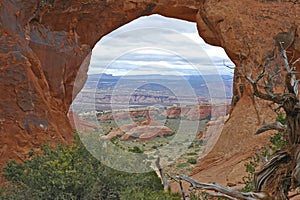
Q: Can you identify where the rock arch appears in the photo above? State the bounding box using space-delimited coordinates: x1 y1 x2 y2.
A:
1 0 300 184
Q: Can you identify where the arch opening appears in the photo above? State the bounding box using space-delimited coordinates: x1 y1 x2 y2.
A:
70 14 235 173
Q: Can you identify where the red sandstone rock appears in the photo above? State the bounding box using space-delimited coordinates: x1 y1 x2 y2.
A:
100 122 172 141
163 107 182 119
98 109 159 121
101 129 124 140
100 110 166 141
120 126 173 141
163 104 230 120
68 111 97 132
197 131 204 140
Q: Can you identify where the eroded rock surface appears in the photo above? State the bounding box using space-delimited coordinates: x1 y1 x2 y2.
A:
119 125 173 141
1 0 300 186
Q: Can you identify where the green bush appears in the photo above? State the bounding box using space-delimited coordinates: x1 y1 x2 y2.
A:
242 112 287 192
189 191 209 200
276 112 286 125
0 133 177 200
186 152 197 156
187 158 197 164
176 163 189 168
128 146 144 153
242 153 260 192
121 188 180 200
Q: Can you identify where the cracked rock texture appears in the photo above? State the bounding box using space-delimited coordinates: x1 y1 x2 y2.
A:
1 0 300 185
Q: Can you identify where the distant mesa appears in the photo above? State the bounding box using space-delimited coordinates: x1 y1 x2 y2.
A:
120 126 173 141
98 104 230 142
98 104 230 122
100 110 173 141
162 104 230 120
98 109 159 121
101 124 173 141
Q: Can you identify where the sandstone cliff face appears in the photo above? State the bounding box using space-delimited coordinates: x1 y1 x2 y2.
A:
163 104 230 120
1 0 300 185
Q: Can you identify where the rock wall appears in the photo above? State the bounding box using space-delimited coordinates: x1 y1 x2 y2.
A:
1 0 300 184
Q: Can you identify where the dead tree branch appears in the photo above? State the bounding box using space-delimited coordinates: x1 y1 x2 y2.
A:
254 151 290 190
177 175 269 200
245 74 284 104
281 42 299 96
167 174 186 200
170 44 300 199
241 59 286 104
155 157 170 191
208 193 237 200
255 122 287 135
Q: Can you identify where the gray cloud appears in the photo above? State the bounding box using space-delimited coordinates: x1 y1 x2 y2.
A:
89 14 234 76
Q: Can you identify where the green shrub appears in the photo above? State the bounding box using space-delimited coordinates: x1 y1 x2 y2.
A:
276 112 286 125
128 146 144 153
189 191 209 200
0 133 176 199
187 152 197 156
177 163 189 168
242 153 260 192
270 132 286 152
187 158 197 164
120 188 180 200
242 112 287 192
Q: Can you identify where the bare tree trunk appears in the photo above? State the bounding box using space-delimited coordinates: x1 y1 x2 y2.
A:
250 46 300 199
254 111 300 199
254 151 292 199
155 157 170 191
173 45 300 199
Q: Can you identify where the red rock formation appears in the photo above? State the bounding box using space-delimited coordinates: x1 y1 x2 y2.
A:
164 106 183 118
98 109 158 121
100 119 172 141
197 131 204 140
1 0 300 187
101 128 125 140
100 109 171 141
163 104 230 120
120 126 173 141
186 105 211 120
68 111 97 132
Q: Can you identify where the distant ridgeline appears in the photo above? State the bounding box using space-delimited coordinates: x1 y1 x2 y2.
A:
84 73 233 98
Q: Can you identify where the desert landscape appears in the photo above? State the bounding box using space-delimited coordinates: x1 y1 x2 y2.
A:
1 0 300 199
70 73 231 178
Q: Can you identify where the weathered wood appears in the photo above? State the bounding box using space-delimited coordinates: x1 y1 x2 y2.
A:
155 157 170 191
250 45 300 199
177 175 270 200
255 122 287 135
173 45 300 199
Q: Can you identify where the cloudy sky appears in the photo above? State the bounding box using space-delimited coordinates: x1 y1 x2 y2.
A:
89 14 234 76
